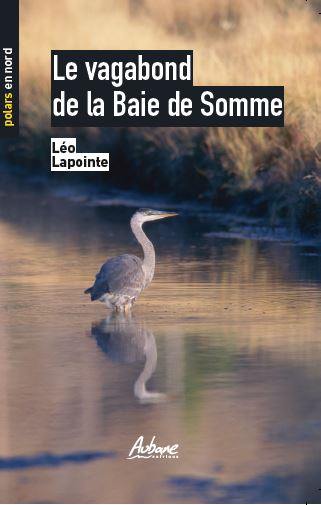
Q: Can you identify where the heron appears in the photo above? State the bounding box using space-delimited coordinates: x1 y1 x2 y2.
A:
84 208 178 311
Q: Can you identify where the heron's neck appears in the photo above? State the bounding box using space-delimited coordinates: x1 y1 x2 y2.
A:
131 218 155 285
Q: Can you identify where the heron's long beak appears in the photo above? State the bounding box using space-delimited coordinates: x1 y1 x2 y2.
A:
157 211 178 219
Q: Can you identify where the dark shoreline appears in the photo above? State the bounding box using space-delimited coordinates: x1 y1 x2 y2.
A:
2 120 321 240
1 168 321 249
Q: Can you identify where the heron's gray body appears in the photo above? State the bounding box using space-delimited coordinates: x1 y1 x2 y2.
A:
88 254 145 310
85 208 177 311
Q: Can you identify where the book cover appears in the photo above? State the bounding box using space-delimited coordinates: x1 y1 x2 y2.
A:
0 1 320 504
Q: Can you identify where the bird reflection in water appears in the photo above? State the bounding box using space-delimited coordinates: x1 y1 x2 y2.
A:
90 314 166 403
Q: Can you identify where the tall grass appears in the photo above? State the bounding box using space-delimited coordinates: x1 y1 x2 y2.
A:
9 0 321 232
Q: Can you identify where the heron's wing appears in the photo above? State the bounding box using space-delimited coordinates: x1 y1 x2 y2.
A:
87 254 145 301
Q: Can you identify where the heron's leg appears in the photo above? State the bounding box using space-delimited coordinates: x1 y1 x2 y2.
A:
124 303 131 314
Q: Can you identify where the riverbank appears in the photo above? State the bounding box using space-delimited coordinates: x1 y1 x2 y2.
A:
2 123 321 238
1 171 321 248
2 0 321 235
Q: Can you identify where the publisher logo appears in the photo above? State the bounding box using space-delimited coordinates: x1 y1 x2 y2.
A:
51 137 109 172
127 435 179 460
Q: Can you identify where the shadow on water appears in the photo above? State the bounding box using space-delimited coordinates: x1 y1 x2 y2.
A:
90 314 166 403
167 473 299 504
168 466 321 505
0 450 116 471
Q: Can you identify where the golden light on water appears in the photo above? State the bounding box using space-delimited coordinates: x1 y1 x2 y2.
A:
0 183 321 502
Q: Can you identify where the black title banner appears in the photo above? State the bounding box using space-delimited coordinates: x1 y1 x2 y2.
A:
51 50 284 127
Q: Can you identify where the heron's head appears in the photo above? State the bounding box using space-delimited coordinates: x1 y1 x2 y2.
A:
133 208 178 224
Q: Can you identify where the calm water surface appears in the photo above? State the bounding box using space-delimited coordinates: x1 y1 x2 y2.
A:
1 182 321 503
